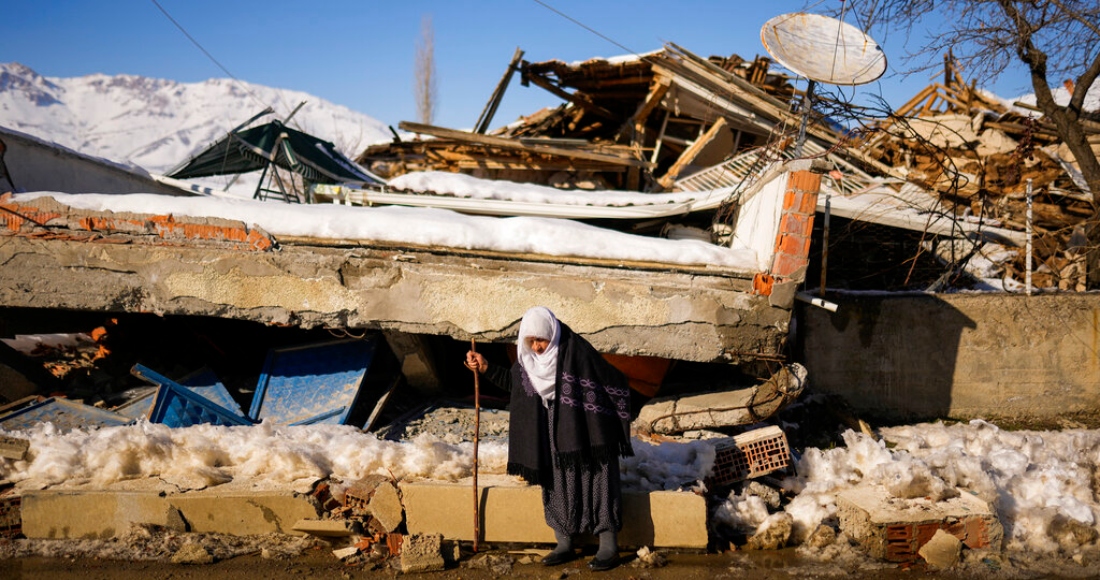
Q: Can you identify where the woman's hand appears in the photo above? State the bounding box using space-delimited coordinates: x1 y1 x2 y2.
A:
465 351 487 373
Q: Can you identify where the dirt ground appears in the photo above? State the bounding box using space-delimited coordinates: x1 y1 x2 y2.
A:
0 549 978 580
5 539 1095 580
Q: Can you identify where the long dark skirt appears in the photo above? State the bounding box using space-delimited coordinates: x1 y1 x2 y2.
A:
542 405 623 536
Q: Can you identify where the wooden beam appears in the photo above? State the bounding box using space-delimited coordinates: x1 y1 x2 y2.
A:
658 117 730 189
523 72 618 120
474 48 524 134
398 121 654 168
615 76 670 145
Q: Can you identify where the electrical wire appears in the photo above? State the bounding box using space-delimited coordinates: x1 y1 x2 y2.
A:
529 0 640 58
149 0 268 112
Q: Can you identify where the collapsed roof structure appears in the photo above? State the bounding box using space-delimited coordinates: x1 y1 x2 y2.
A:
350 43 1098 292
359 43 891 192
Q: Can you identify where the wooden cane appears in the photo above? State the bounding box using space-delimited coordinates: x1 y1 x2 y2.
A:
470 339 481 553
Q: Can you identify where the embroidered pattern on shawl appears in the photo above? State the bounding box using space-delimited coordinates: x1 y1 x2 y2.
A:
507 322 633 487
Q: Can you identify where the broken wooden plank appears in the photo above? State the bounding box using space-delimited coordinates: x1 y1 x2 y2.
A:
523 72 617 120
658 117 730 189
398 121 653 168
474 48 525 134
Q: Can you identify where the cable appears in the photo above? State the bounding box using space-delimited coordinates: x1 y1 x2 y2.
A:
149 0 296 122
529 0 640 57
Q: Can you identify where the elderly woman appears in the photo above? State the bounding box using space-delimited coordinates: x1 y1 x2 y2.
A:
465 306 633 571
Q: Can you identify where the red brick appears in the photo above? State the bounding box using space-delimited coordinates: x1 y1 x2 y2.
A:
778 234 806 256
798 191 819 214
772 254 804 278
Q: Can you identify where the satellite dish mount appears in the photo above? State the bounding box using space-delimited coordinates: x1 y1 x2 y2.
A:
761 12 887 154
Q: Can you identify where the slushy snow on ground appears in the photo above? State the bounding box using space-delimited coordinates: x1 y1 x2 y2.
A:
3 416 1100 563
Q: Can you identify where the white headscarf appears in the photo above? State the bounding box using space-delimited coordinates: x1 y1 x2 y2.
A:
517 306 561 402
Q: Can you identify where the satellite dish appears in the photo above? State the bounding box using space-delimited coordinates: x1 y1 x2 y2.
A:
761 12 887 86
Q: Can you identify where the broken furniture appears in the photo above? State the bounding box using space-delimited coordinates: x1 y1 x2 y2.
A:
131 364 253 427
127 336 386 429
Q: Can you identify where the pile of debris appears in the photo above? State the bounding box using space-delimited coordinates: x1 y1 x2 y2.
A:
351 41 1098 292
854 57 1100 290
358 43 860 193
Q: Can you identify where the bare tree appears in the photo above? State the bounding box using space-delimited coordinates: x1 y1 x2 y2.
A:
414 14 437 126
850 0 1100 283
852 0 1099 190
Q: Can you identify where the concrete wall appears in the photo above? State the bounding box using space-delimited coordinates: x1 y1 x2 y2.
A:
1 126 190 196
799 293 1100 421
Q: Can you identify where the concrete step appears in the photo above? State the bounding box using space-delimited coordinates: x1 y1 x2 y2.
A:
21 489 320 539
18 481 709 550
400 481 708 549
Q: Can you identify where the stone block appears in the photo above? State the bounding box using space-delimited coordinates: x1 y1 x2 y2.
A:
0 435 30 460
344 474 389 513
368 481 404 532
170 491 321 536
21 489 321 538
22 490 174 539
399 533 445 573
400 482 707 548
837 485 1003 562
919 528 962 568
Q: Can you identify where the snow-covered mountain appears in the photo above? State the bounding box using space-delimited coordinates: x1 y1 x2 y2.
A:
0 62 392 179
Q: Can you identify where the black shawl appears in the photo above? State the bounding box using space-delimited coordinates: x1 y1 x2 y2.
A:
506 322 633 487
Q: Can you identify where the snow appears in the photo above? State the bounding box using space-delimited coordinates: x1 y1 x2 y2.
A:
1016 81 1100 113
14 191 759 269
389 170 704 207
0 62 393 197
4 417 1099 559
0 63 391 176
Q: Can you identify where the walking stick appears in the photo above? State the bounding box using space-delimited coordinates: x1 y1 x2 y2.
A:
470 339 481 553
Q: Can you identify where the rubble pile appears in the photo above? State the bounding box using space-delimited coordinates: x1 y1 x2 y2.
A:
358 43 814 193
355 42 1098 292
854 59 1100 290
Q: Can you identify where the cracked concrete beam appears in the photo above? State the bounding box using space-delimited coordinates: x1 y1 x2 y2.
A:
0 234 792 364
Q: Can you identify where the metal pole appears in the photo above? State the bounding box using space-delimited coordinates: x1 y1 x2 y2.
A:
820 193 831 297
1026 179 1033 295
794 80 815 157
470 339 481 553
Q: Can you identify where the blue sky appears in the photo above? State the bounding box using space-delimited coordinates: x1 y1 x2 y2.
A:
7 1 1036 130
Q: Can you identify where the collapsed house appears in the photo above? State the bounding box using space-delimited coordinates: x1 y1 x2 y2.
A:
347 45 1097 292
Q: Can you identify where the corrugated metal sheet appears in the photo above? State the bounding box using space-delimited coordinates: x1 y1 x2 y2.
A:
248 338 378 426
0 398 130 432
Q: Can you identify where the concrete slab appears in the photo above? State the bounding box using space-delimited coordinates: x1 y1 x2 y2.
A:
634 364 806 434
23 490 174 539
0 211 790 364
0 435 30 460
21 489 321 539
400 481 708 549
837 484 1003 562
